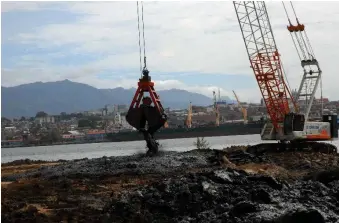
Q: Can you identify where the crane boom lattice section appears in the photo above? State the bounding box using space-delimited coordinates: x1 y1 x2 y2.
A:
233 1 295 132
283 2 321 121
296 55 321 121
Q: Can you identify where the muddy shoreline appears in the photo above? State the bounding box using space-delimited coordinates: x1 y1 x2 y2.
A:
2 146 339 222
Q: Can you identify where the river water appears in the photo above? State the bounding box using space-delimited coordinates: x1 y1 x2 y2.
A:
2 134 339 163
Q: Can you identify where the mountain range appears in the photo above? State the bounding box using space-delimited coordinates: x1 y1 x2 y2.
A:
1 80 233 118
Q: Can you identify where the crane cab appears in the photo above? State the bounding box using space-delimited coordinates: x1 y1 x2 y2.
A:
283 113 338 141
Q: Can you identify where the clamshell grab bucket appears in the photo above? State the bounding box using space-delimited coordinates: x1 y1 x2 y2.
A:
125 106 165 131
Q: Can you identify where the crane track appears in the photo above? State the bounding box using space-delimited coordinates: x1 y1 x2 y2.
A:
247 141 338 155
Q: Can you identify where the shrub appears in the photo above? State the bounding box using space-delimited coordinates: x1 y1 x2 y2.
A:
194 137 210 150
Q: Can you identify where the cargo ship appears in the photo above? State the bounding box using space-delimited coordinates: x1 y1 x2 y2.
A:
106 120 264 142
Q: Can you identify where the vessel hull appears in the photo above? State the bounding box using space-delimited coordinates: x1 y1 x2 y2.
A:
107 122 263 142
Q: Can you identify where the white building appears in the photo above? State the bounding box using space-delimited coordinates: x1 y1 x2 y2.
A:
62 130 85 140
4 126 16 132
114 113 122 124
35 116 55 125
206 107 214 112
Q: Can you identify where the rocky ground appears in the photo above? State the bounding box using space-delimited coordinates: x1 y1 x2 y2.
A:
2 146 339 223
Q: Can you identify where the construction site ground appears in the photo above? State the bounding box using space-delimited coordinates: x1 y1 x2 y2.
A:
2 146 339 223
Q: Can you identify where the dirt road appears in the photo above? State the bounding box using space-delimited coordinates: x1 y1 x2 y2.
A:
2 147 339 222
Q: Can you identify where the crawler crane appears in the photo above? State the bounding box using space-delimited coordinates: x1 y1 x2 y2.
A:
233 1 338 153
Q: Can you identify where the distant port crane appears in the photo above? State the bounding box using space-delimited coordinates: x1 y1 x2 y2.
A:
233 90 248 124
213 91 220 126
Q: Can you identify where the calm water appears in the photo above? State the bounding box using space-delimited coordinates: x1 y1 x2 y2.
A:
2 134 339 163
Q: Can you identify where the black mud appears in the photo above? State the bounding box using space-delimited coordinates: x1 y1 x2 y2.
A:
104 167 339 223
2 148 339 223
2 150 222 181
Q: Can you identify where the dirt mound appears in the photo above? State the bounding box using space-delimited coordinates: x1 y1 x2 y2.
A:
222 146 339 181
2 150 217 182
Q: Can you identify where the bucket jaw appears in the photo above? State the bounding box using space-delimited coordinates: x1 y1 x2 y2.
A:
125 106 166 132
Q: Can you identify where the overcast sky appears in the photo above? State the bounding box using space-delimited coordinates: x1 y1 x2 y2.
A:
2 1 339 102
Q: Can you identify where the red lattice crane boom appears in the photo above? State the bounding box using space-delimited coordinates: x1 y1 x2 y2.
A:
233 1 297 135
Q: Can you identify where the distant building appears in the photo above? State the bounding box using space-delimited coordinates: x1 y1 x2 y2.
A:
35 116 55 125
192 106 207 113
117 104 128 112
62 130 85 141
4 126 16 132
315 98 329 104
114 113 122 124
250 115 264 122
206 107 214 113
86 130 106 141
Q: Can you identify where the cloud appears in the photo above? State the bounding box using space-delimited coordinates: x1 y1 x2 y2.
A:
1 2 50 12
2 1 339 102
